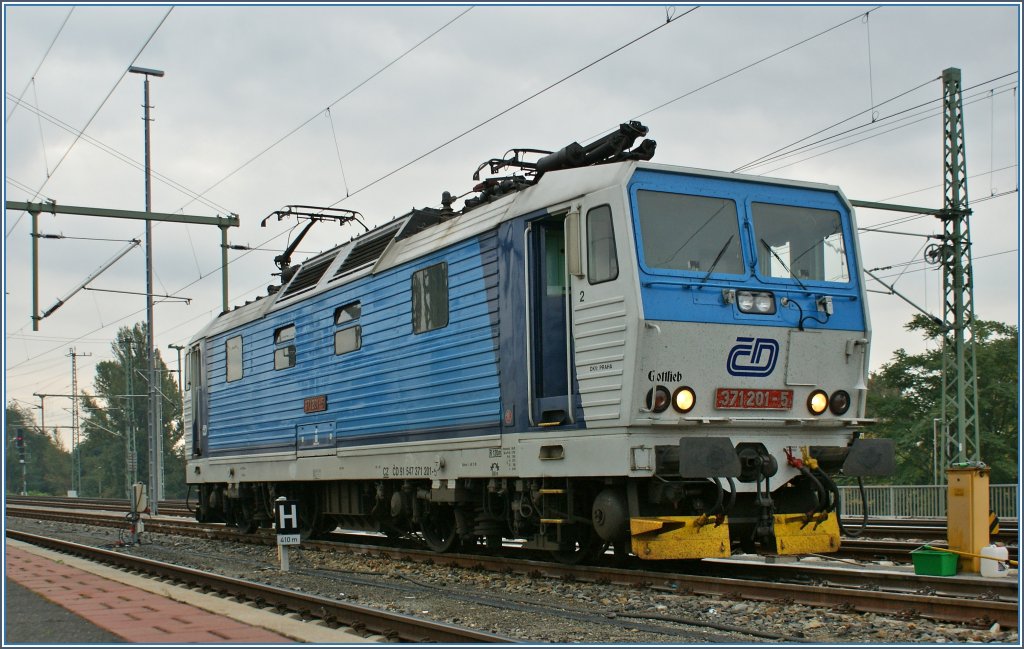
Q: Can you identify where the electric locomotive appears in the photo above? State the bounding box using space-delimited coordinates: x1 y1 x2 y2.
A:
184 122 893 562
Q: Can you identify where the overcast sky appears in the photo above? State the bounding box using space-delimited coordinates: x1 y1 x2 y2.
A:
4 2 1021 449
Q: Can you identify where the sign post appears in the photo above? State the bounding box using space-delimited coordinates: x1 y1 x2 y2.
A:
275 497 300 571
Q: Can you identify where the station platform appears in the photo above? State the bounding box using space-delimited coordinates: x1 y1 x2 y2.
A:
5 539 372 644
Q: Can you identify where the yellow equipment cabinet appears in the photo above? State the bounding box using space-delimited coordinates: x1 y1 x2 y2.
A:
946 464 989 573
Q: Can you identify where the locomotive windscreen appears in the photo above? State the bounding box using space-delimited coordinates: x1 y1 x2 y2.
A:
635 190 744 275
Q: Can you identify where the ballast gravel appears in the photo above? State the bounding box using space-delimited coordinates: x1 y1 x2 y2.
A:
6 516 1017 645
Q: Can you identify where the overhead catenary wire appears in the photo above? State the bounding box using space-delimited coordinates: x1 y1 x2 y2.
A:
863 11 876 120
8 10 1015 423
322 7 698 211
868 249 1015 282
581 6 883 145
326 107 350 197
5 4 890 375
754 83 1018 177
5 6 74 124
174 6 473 215
31 79 52 177
733 76 941 173
5 6 175 239
8 6 700 374
4 93 236 216
734 72 1017 173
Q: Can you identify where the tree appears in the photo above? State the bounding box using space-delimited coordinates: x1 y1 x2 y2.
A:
866 315 1018 484
77 323 186 499
5 403 71 496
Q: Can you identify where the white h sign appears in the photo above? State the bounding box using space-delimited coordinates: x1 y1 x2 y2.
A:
275 498 301 550
278 502 299 532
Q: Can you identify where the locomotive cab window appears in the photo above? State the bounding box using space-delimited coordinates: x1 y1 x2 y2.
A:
636 190 743 276
274 324 296 370
412 262 448 334
587 204 618 284
225 335 243 382
334 301 362 356
751 203 849 283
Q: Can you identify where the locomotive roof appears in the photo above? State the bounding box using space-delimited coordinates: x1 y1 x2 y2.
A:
191 160 847 343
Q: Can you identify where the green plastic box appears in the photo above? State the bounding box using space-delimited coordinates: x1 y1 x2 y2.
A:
910 548 958 576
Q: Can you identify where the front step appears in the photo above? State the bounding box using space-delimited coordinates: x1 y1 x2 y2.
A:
630 515 731 559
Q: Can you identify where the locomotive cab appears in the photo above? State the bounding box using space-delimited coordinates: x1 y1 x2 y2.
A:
605 164 894 557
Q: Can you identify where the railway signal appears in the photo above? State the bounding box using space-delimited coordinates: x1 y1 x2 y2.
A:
13 428 27 495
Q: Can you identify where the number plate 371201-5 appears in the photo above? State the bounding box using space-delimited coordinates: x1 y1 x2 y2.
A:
715 388 793 410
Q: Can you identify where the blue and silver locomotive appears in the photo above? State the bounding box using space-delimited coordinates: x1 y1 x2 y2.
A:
184 122 893 562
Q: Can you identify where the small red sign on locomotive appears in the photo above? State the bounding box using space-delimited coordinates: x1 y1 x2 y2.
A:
303 395 327 413
715 388 793 410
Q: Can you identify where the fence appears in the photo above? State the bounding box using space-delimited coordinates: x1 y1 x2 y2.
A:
838 484 1019 519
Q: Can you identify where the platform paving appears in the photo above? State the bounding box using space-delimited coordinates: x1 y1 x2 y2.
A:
5 540 374 643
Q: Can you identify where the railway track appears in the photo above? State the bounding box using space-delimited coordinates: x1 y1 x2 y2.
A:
6 500 1018 630
9 496 1015 543
6 529 511 643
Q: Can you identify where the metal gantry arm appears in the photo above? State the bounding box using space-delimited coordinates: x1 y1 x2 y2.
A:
39 239 141 320
5 200 239 330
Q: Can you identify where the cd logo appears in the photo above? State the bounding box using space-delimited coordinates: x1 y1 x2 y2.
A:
727 337 779 377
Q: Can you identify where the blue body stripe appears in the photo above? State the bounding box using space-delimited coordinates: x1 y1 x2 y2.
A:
206 233 501 456
628 169 865 331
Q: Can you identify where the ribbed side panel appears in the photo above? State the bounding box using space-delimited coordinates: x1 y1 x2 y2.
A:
572 294 627 422
206 233 500 455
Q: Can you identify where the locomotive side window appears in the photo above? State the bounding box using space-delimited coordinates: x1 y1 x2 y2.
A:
544 228 566 297
334 302 361 325
334 326 361 355
587 204 618 284
274 324 296 370
225 335 243 382
274 324 296 343
412 262 448 334
183 350 191 391
636 190 743 276
334 301 362 355
751 203 849 283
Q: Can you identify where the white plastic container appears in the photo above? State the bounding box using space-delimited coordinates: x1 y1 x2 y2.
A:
980 544 1009 578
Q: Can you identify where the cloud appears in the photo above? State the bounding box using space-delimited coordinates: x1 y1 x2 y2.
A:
5 3 1020 440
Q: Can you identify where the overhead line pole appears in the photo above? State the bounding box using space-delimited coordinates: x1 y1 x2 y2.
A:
850 67 981 479
938 67 980 469
135 65 163 515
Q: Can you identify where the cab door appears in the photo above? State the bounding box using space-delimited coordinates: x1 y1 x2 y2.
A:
188 341 208 457
526 214 575 425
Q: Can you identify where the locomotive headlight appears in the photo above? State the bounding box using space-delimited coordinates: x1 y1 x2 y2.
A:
736 290 776 315
646 386 671 413
754 293 775 313
672 386 696 413
829 390 851 415
737 291 755 311
807 389 829 415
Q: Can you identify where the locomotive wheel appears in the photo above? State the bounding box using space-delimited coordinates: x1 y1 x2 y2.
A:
234 499 259 534
551 524 607 565
315 515 338 536
420 503 460 553
612 539 630 562
297 500 324 541
225 497 258 533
